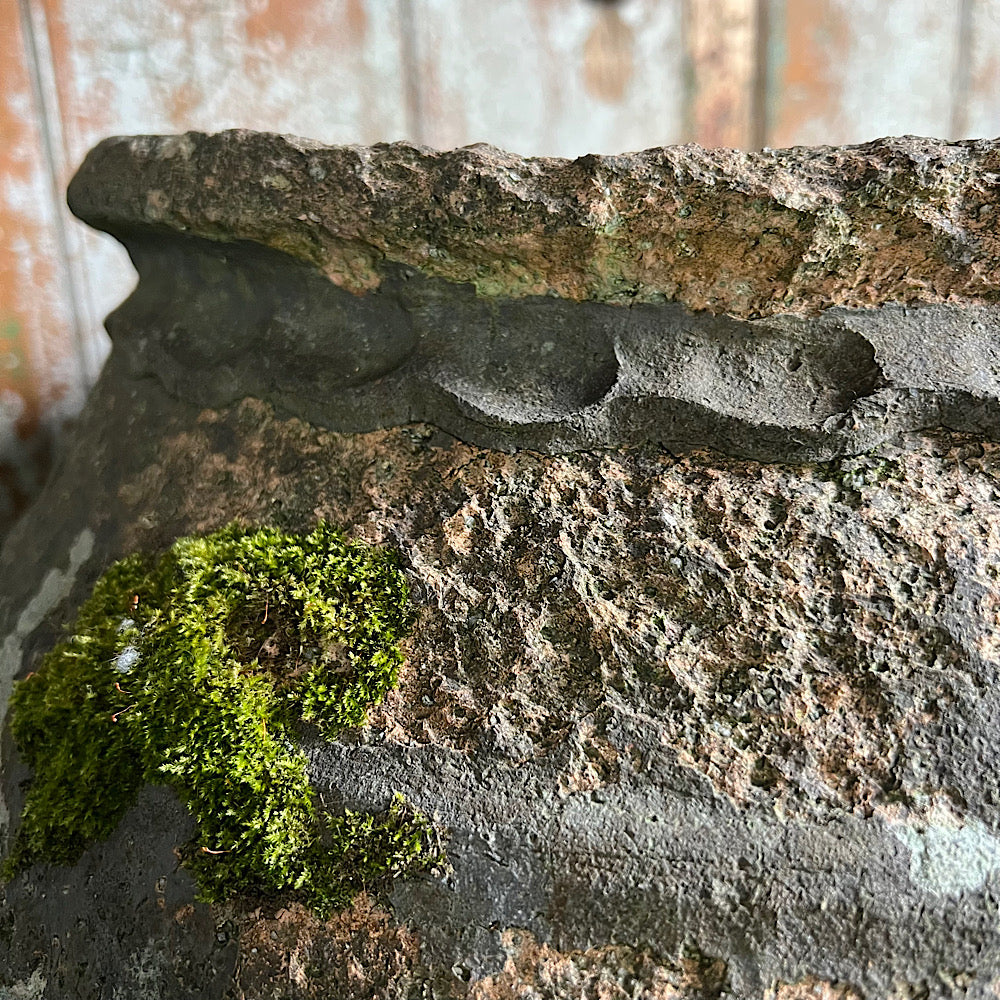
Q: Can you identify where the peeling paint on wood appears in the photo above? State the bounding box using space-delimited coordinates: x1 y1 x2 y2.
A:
0 0 75 535
767 0 964 147
410 0 685 156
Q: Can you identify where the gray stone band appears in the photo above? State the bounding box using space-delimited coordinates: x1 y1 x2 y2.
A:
67 132 1000 460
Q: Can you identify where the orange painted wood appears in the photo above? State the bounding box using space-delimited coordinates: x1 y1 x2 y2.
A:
766 0 962 148
685 0 760 149
0 0 78 528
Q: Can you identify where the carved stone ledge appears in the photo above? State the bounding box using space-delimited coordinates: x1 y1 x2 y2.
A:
67 132 1000 459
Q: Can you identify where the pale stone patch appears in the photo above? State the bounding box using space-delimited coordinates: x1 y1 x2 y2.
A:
0 969 46 999
891 800 1000 896
0 528 94 833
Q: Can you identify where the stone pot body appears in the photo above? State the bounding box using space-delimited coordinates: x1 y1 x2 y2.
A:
3 132 1000 998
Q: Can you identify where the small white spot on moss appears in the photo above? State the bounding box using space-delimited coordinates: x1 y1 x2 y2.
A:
114 646 140 674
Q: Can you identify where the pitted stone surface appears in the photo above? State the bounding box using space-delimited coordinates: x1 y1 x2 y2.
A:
4 368 1000 997
4 133 1000 997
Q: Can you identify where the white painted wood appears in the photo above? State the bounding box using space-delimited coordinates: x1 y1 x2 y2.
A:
961 0 1000 139
409 0 686 158
44 0 410 150
767 0 962 148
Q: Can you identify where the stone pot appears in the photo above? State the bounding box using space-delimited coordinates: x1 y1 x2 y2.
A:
3 131 1000 998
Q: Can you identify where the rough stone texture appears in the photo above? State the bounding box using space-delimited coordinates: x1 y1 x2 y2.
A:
63 133 1000 460
4 374 1000 998
4 133 1000 997
68 131 1000 315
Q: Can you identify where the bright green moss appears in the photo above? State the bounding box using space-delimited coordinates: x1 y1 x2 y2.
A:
2 522 443 915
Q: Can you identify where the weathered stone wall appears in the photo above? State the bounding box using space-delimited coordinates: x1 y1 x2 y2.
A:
3 133 1000 999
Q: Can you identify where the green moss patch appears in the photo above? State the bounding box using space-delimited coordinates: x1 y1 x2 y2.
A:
2 522 443 915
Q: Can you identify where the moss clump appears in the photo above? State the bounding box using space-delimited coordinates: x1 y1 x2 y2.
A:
2 522 442 915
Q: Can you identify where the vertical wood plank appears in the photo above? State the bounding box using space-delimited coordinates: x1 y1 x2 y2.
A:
20 0 102 385
766 0 962 148
949 0 974 139
684 0 760 149
409 0 686 158
0 0 78 531
960 0 1000 139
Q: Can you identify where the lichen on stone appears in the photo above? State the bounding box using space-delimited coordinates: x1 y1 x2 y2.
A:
68 131 1000 316
467 929 728 1000
1 521 443 915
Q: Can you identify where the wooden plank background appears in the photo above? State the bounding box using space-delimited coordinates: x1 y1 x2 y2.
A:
2 0 999 533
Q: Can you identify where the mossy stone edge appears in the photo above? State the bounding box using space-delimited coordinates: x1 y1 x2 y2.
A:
2 521 443 916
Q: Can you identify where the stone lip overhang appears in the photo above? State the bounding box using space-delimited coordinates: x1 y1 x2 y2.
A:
67 131 1000 459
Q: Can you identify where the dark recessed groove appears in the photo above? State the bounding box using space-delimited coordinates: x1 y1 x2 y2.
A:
105 229 1000 462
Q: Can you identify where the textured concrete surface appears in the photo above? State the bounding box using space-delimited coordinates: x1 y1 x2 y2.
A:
3 369 1000 997
4 133 1000 997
